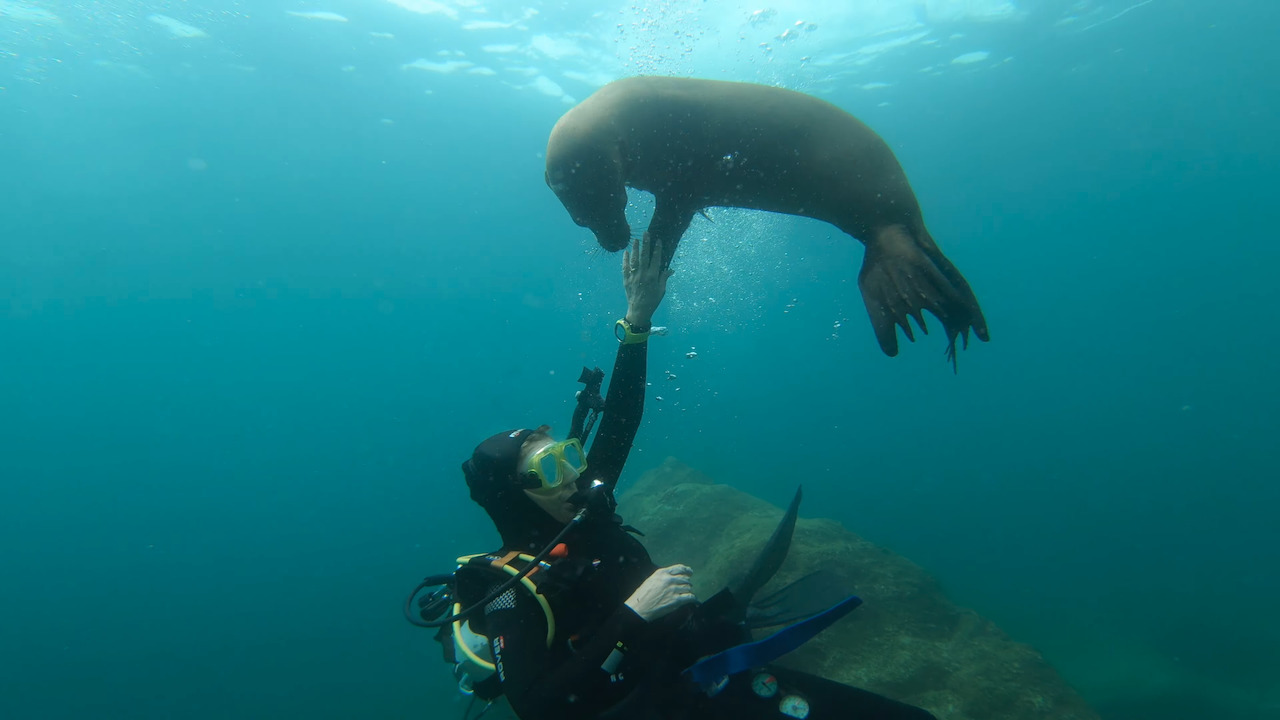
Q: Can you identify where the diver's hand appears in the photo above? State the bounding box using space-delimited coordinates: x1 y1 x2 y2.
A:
625 564 696 622
623 232 673 330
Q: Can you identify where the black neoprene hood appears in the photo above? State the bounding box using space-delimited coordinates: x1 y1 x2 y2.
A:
462 428 567 550
462 428 534 505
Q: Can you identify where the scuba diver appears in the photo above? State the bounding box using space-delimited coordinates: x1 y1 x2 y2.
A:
406 233 937 720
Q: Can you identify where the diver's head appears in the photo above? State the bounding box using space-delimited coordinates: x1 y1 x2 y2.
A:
516 431 585 523
463 427 589 538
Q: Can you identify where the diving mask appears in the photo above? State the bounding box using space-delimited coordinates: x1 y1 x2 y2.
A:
519 438 587 491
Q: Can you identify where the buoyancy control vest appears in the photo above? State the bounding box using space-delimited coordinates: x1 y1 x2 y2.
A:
433 551 558 699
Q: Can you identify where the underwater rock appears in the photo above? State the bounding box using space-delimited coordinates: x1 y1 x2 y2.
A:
618 457 1100 720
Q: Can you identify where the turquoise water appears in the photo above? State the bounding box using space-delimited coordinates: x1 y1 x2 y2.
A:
2 1 1277 718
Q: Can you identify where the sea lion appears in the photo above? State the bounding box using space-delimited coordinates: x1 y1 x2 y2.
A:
545 75 989 367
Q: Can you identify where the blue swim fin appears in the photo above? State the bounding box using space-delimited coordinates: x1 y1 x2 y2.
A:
683 593 863 694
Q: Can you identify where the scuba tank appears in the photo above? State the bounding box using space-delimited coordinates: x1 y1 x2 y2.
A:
452 618 495 693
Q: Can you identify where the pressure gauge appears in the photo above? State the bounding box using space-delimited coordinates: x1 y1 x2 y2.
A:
779 694 811 719
750 672 778 698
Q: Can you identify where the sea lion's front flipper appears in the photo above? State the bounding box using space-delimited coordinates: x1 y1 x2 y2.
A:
646 199 697 269
858 225 990 371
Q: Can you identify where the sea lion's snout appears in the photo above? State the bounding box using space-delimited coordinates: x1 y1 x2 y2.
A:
546 168 630 251
594 223 631 252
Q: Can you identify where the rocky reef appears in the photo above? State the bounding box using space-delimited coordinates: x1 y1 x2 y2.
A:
617 458 1100 720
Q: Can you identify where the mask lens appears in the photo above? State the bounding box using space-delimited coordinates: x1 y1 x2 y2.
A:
561 441 585 471
536 453 561 488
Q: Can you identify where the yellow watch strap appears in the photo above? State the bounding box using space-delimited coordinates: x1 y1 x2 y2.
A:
615 318 650 344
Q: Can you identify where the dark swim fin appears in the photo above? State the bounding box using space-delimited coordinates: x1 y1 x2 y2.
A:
684 594 863 695
726 486 803 623
746 570 856 628
682 486 867 695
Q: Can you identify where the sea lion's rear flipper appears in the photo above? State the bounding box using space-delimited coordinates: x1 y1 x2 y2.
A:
726 486 803 623
858 224 990 371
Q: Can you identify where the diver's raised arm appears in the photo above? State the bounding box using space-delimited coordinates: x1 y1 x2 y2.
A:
586 232 672 490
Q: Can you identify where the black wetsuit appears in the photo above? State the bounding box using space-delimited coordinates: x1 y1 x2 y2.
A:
477 341 937 720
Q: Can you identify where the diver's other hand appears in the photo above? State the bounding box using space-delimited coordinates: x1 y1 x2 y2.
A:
623 232 674 329
625 564 696 622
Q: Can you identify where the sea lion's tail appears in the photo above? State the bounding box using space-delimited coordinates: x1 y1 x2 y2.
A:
858 224 989 371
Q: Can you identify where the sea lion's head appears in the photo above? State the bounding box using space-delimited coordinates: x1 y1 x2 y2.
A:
545 120 631 252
